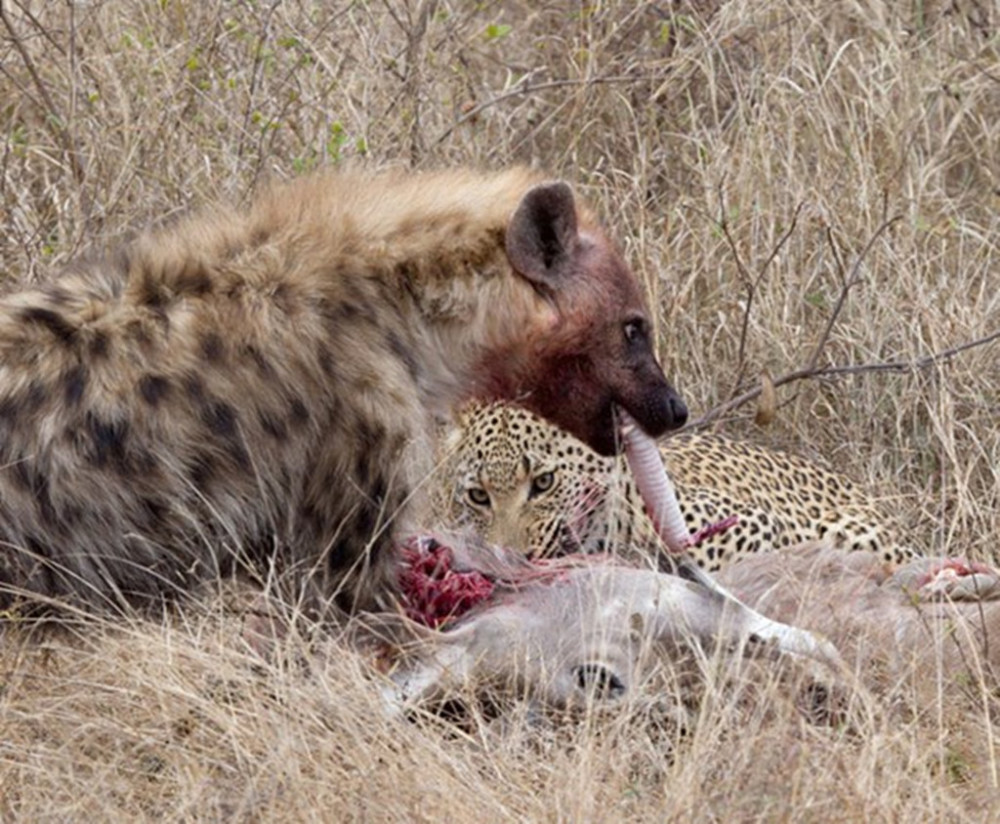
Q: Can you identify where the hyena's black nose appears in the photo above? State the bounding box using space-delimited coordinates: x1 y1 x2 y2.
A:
619 381 689 441
665 389 688 429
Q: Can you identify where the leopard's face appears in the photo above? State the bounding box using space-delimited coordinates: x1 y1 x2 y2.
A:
435 402 917 569
436 403 628 557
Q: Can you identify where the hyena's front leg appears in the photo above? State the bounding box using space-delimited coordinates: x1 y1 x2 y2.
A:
288 402 424 614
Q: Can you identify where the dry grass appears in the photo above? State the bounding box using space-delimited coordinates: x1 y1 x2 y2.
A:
1 0 999 819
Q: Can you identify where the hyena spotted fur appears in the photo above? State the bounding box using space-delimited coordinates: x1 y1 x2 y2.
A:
0 167 686 617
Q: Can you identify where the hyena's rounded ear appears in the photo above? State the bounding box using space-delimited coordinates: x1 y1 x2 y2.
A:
505 181 579 287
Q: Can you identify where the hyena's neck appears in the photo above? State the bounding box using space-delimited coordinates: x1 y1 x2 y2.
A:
398 261 556 417
246 166 560 417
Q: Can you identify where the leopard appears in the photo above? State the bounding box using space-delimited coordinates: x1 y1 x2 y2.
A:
433 402 918 572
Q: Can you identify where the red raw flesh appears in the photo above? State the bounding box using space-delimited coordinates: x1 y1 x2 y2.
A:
398 537 496 628
398 537 612 629
916 557 995 589
688 515 740 547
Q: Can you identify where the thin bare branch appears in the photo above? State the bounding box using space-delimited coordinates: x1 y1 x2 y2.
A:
402 0 439 166
687 328 1000 430
0 3 86 189
805 215 902 372
717 198 804 398
433 74 668 146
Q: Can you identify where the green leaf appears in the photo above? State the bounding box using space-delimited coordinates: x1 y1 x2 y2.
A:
484 23 512 41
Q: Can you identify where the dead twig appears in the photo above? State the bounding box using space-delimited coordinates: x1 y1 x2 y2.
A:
0 3 87 191
716 192 804 397
805 216 902 373
389 0 439 167
687 329 1000 429
433 74 667 147
695 212 902 429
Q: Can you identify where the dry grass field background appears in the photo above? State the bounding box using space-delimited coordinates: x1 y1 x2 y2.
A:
1 0 999 820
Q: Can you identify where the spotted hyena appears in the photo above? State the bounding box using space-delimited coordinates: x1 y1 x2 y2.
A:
0 167 686 617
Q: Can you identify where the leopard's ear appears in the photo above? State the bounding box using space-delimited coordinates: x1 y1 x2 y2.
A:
444 401 478 436
435 402 472 456
439 421 466 457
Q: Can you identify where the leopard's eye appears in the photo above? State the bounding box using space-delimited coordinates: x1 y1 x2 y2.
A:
530 471 555 497
467 487 491 507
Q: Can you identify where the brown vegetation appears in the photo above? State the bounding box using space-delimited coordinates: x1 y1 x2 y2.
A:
1 1 998 819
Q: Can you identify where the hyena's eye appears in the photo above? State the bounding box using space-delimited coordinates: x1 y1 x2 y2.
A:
529 471 555 497
467 487 491 507
623 318 646 345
